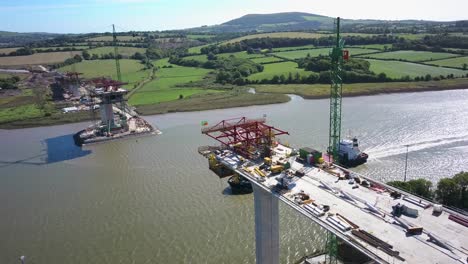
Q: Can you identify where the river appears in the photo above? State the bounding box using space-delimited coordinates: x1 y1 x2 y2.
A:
1 90 467 264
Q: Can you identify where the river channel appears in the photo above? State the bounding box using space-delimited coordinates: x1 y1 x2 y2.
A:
1 90 467 264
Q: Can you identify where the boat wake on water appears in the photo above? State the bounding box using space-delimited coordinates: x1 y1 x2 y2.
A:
365 134 468 160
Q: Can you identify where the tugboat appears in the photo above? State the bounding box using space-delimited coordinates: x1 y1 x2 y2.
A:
338 137 368 167
227 174 253 194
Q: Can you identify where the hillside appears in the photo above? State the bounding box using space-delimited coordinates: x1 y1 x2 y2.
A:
187 12 459 33
0 31 59 47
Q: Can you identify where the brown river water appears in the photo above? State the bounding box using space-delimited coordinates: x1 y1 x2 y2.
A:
1 90 467 264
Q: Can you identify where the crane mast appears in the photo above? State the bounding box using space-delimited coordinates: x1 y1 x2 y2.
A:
328 17 345 163
112 24 122 82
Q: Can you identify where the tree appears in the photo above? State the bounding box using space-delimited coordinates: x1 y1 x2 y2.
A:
91 54 99 60
453 171 468 208
129 52 144 60
377 72 387 82
387 179 433 199
32 84 48 110
408 179 433 199
207 52 217 61
279 74 286 83
463 63 467 70
82 50 90 60
271 75 280 83
294 72 301 83
73 54 83 62
287 72 293 83
436 178 460 207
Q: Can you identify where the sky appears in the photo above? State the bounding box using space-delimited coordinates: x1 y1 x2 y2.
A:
0 0 467 33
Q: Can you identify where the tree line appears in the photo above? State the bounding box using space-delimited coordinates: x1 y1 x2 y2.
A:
392 34 468 52
388 171 468 210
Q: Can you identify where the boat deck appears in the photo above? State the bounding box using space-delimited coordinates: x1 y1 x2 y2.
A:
210 145 468 264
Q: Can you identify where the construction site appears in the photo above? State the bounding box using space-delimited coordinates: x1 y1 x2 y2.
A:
198 18 468 264
71 76 158 146
59 25 160 146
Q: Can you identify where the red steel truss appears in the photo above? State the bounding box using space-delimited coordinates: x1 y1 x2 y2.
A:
202 117 289 158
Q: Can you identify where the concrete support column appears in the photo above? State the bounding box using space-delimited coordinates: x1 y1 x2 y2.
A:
253 184 279 264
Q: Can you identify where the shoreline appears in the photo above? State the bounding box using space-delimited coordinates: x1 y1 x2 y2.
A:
1 82 467 130
300 85 468 99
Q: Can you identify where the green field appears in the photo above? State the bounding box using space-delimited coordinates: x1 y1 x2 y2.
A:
181 54 209 63
366 59 468 78
129 59 217 105
0 104 43 124
427 56 468 69
187 44 210 54
363 50 460 62
87 46 146 57
59 59 150 89
250 56 284 64
247 61 307 81
86 35 143 42
273 47 378 60
0 51 81 66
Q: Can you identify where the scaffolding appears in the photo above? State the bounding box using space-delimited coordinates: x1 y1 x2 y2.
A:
202 117 289 159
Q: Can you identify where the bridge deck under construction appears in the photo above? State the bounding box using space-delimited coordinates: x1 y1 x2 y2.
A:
200 144 468 264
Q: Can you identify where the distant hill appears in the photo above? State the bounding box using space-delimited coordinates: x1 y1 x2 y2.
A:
0 31 59 47
187 12 457 33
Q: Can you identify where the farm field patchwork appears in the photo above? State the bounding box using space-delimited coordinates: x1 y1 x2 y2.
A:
361 50 460 62
427 56 468 69
86 35 144 42
129 59 216 105
87 46 146 57
59 59 150 89
273 47 378 60
0 51 81 66
366 59 468 78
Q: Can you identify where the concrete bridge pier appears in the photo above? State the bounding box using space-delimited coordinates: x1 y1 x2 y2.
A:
253 184 280 264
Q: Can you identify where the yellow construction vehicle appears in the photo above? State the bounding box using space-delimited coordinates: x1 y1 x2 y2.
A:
271 165 284 174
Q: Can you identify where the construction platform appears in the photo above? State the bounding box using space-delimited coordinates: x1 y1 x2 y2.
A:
200 145 468 263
